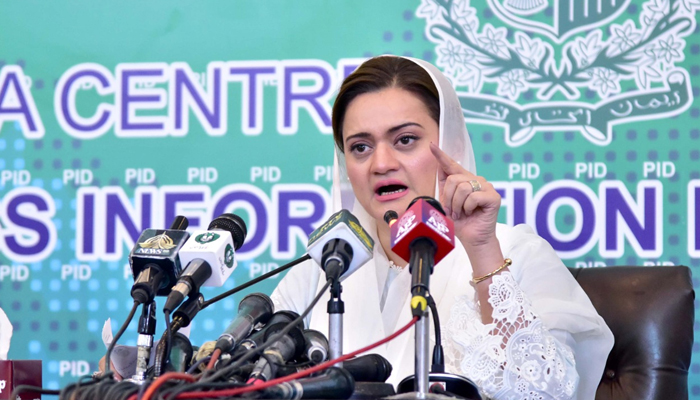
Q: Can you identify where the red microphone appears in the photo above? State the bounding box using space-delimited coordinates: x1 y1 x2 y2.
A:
384 197 455 315
386 197 455 264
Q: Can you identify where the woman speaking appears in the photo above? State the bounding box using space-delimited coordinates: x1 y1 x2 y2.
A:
271 55 614 400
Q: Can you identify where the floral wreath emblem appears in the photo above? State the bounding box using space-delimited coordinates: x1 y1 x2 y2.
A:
224 244 235 268
417 0 697 146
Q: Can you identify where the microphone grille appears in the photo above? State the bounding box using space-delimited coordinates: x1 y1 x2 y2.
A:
209 213 247 250
408 196 446 215
383 210 398 225
240 292 275 319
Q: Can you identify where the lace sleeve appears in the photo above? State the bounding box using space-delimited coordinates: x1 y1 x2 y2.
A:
444 272 579 400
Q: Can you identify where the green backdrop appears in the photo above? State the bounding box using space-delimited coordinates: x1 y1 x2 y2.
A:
1 0 699 393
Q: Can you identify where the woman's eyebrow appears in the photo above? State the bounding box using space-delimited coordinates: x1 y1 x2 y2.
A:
344 132 372 143
387 122 423 134
344 122 423 143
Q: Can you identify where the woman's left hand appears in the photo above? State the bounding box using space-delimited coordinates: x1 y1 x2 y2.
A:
430 143 501 250
430 143 505 320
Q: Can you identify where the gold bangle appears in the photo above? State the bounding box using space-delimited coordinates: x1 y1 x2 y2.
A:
471 258 512 285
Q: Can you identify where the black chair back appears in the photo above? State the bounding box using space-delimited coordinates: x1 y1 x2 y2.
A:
569 266 694 400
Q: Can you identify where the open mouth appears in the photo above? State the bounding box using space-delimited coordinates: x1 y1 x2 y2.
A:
377 184 407 196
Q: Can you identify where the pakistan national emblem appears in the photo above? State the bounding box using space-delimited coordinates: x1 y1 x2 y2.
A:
196 232 220 244
224 244 235 268
417 0 697 146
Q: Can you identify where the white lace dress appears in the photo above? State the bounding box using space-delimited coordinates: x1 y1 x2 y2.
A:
271 223 613 400
444 272 578 399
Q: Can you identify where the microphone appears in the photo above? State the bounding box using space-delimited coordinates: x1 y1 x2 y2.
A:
259 367 355 400
342 354 393 383
387 197 455 396
385 197 454 264
320 238 353 281
247 321 306 383
306 209 374 281
303 329 329 365
262 330 328 379
129 217 191 304
163 213 247 313
238 310 301 352
386 196 455 315
273 353 391 384
214 293 274 354
307 210 373 367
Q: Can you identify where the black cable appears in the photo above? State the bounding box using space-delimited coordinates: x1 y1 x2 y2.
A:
58 372 104 400
82 374 124 400
104 380 139 400
67 377 104 400
186 355 211 374
105 300 140 374
77 378 111 400
162 310 173 377
427 295 441 345
165 310 172 366
153 330 168 378
273 359 313 368
427 294 445 373
200 278 332 383
136 378 149 400
157 379 248 400
430 384 464 399
201 254 311 308
10 385 60 399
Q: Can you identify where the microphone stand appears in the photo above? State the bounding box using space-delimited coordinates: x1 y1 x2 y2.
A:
397 240 483 400
127 300 157 384
395 238 481 400
327 278 344 368
386 200 481 400
415 310 430 397
320 238 353 369
409 238 436 398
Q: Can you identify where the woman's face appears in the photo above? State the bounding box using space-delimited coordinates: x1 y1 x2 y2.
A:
342 87 439 224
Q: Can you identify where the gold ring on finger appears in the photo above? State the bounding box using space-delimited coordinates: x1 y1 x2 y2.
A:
469 180 481 192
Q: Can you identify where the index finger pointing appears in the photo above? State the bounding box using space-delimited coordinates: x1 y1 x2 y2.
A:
430 142 466 176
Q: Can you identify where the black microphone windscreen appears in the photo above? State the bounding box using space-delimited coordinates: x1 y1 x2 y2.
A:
408 196 445 215
383 210 398 225
209 213 247 250
342 354 393 383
